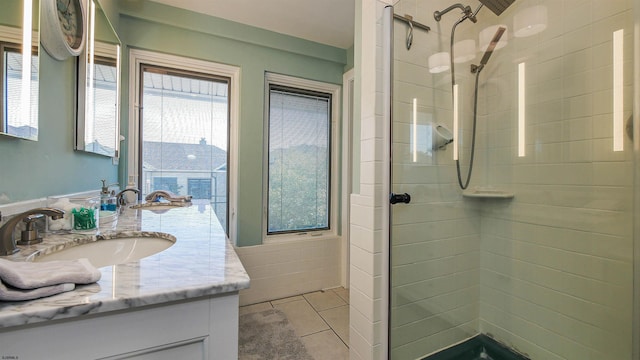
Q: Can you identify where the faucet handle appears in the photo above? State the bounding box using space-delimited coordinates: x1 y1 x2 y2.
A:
17 214 44 245
23 214 43 222
0 208 65 256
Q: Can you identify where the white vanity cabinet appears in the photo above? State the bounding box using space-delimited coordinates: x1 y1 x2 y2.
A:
0 204 249 359
0 292 239 359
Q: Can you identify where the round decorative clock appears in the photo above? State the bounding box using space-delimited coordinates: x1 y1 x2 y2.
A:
41 0 86 60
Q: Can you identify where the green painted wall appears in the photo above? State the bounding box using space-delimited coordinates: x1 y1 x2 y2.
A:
1 0 22 27
97 0 119 32
0 1 118 204
345 45 354 72
117 2 349 247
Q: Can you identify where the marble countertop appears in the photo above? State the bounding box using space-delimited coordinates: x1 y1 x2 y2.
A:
0 202 250 329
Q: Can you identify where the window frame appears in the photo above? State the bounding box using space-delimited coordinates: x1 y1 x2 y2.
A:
0 24 39 140
263 72 340 242
128 49 239 243
137 63 232 225
1 39 38 139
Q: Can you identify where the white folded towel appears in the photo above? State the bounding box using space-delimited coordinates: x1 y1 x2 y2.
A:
0 281 75 302
0 258 101 301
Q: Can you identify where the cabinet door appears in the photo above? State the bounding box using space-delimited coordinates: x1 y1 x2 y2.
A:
0 300 210 359
0 295 240 359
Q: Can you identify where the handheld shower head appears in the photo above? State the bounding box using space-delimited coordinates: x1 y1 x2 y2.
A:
480 26 506 65
471 26 506 73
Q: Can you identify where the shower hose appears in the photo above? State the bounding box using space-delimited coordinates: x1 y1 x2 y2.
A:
448 16 481 190
456 68 482 190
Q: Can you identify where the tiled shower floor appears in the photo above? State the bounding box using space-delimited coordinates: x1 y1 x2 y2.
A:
239 287 350 360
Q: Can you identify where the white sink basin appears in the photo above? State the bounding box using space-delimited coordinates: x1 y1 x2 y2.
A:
32 232 176 268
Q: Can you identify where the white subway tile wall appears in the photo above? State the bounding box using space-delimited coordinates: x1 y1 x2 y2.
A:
348 2 393 359
384 0 635 359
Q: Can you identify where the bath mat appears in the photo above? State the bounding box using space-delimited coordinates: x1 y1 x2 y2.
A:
239 308 313 360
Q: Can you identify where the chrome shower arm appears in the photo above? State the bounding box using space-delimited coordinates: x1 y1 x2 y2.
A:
449 16 468 86
434 3 473 22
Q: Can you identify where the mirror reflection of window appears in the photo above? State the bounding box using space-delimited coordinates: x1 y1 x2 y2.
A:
83 54 118 155
3 45 38 139
75 0 121 157
0 0 40 141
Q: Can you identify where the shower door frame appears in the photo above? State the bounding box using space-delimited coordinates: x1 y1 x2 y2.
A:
633 1 640 359
383 5 393 360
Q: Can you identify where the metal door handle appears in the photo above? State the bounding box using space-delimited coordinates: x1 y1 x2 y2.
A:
390 193 411 204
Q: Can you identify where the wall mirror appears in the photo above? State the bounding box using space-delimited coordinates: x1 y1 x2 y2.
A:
0 0 39 141
76 0 120 157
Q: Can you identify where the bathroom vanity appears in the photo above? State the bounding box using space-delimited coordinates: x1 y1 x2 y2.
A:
0 203 250 359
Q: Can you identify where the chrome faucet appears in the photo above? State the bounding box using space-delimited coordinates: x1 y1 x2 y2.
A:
145 190 192 203
0 208 65 256
116 188 140 205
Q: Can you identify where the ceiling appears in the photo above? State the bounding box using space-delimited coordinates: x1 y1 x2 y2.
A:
148 0 355 49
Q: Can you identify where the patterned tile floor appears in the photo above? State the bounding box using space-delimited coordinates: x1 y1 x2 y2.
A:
240 287 350 360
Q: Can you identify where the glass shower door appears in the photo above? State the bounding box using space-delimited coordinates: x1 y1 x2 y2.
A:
389 5 481 358
389 1 637 359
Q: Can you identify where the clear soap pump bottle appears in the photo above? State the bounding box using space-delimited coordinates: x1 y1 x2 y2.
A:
100 179 118 211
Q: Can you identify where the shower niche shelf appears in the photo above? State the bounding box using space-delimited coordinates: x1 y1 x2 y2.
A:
462 187 514 199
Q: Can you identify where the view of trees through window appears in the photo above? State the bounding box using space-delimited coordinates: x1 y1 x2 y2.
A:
267 86 331 234
140 66 229 230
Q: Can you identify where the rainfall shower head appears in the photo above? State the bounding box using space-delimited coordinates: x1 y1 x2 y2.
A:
477 0 516 16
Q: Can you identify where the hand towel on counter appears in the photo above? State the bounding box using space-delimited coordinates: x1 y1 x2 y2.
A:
0 258 101 301
0 281 75 302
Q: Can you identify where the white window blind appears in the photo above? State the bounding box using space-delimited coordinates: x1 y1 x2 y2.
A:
267 85 331 234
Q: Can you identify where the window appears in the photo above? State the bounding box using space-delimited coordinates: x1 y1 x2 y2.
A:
188 178 212 199
129 49 239 241
265 73 339 236
152 177 178 194
139 64 230 231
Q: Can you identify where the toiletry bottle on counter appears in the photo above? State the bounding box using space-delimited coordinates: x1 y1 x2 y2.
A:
100 180 118 211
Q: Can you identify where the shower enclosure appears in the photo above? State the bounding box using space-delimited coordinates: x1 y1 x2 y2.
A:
387 0 638 359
